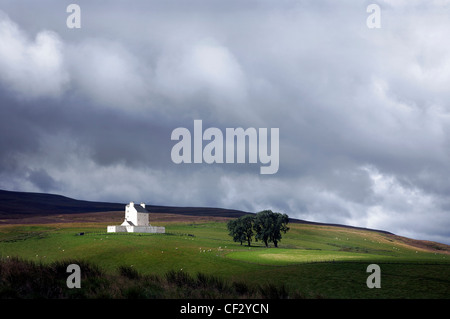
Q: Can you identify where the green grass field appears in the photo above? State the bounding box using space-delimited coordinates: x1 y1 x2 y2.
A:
0 219 449 298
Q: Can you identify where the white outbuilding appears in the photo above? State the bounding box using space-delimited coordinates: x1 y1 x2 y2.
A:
107 202 165 233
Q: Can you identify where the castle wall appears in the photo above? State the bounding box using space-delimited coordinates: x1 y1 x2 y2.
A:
107 202 164 233
107 225 165 233
136 212 149 226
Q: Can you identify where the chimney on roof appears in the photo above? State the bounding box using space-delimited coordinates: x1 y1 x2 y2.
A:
129 202 134 207
140 203 145 208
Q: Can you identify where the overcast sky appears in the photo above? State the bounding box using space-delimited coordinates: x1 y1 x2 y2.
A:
1 0 450 244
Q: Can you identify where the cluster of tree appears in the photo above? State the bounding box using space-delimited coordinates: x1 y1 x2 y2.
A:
227 210 290 248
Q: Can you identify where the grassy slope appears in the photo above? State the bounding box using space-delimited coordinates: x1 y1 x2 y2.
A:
0 220 449 298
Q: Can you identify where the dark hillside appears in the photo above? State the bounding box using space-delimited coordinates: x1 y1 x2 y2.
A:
0 189 392 234
0 189 123 215
0 189 248 219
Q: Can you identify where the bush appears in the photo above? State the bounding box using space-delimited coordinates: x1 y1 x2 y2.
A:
258 282 289 299
118 265 140 280
0 257 306 299
165 269 195 287
196 272 227 292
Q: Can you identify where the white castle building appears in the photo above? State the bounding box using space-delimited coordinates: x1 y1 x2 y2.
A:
107 202 165 233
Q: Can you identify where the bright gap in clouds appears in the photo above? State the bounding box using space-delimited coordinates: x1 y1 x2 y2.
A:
0 12 68 98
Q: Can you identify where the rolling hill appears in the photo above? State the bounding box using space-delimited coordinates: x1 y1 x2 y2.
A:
0 189 247 220
0 189 449 299
0 189 392 234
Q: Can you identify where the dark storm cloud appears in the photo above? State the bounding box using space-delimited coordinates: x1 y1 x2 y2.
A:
28 168 58 192
1 1 450 243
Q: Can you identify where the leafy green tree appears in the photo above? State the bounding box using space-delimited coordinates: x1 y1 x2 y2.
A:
227 218 245 245
227 215 255 246
254 210 290 247
271 212 290 248
253 210 272 247
239 214 255 246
